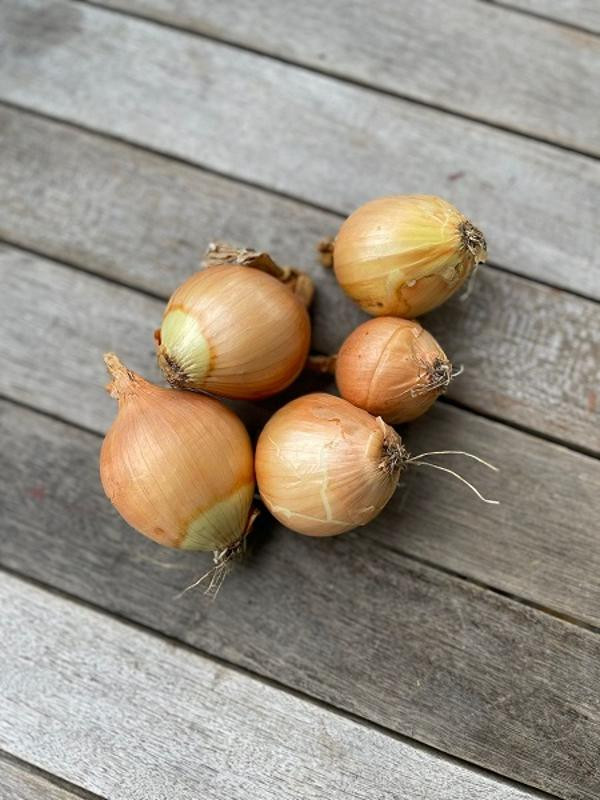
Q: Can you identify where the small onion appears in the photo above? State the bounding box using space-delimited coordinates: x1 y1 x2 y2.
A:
335 317 452 424
156 263 311 399
255 393 406 536
333 195 487 317
100 354 255 551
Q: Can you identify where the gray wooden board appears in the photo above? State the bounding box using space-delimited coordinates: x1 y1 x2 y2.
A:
0 754 97 800
1 114 599 453
0 572 552 800
2 245 600 621
492 0 600 33
1 1 599 301
1 403 599 799
97 0 600 155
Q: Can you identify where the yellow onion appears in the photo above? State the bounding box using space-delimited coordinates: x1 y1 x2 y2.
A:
335 317 452 424
155 263 311 399
99 354 255 552
332 195 487 317
255 393 406 536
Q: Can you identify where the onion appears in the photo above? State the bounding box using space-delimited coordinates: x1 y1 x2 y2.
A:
332 195 487 317
99 354 255 552
335 317 453 424
255 393 406 536
155 262 311 399
256 393 498 537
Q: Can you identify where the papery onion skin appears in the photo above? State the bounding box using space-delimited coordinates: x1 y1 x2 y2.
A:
333 195 487 317
156 264 311 399
100 354 255 551
336 317 451 424
255 393 406 536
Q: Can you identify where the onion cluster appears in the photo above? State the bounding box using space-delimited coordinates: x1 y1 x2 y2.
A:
100 196 493 590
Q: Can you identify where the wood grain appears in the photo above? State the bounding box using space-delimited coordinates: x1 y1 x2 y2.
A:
4 358 600 624
3 246 600 620
491 0 600 34
2 245 600 623
1 0 599 301
1 402 599 799
0 753 98 800
4 229 600 452
1 113 599 452
0 572 551 800
97 0 600 154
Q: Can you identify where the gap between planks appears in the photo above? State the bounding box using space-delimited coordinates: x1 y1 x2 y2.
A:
1 239 599 463
0 569 554 800
74 0 600 159
0 750 105 800
3 397 600 798
0 106 599 454
0 98 348 221
0 566 565 800
482 0 600 36
3 386 598 639
0 97 597 305
0 1 598 300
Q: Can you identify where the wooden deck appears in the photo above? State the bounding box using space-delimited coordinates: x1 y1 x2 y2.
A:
0 1 598 798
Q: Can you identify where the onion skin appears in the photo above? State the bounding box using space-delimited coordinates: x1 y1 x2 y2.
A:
100 355 255 551
333 195 487 317
156 264 311 399
255 393 406 536
336 317 451 424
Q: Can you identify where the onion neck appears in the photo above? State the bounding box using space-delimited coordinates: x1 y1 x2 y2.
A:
104 352 144 402
203 241 314 307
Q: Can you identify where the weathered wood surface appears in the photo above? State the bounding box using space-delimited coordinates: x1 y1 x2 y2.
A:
2 403 599 799
98 0 600 155
1 1 599 302
0 753 97 800
2 246 600 621
1 0 598 795
492 0 600 33
1 116 599 452
0 572 552 800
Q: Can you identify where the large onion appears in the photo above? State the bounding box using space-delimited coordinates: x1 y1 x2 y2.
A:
100 354 255 551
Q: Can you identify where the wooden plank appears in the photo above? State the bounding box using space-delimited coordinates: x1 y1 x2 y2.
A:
1 1 599 302
1 406 599 799
1 114 599 453
2 246 600 620
491 0 600 34
98 0 600 154
4 361 600 624
0 577 550 800
0 753 98 800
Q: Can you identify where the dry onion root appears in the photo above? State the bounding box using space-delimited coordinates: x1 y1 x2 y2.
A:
255 393 497 537
155 247 312 400
99 354 256 591
335 317 457 424
331 195 487 317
